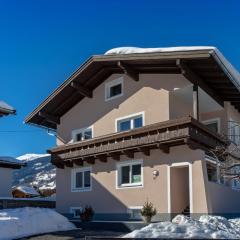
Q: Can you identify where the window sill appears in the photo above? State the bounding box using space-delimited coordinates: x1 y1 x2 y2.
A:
105 93 123 102
117 183 143 189
71 188 92 193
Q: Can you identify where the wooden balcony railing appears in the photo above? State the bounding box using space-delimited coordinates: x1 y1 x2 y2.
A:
48 116 227 168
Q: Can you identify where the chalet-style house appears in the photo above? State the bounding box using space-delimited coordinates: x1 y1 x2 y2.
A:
0 101 24 197
12 186 40 198
26 46 240 221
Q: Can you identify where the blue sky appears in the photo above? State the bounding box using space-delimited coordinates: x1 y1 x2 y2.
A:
0 0 239 157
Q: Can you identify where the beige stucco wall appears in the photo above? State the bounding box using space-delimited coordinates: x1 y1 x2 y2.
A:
57 73 192 145
56 145 208 216
0 168 12 197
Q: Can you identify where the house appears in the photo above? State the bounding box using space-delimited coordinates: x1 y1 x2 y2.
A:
0 101 16 117
25 46 240 221
12 186 40 198
0 157 25 197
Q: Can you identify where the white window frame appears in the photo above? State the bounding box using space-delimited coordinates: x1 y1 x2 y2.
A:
115 112 145 132
116 160 143 189
71 167 92 192
72 126 94 142
105 77 123 101
202 118 220 134
70 207 83 218
127 206 143 220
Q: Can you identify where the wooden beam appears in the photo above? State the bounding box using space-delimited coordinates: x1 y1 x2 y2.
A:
117 61 139 81
55 163 64 169
158 144 170 154
65 161 73 167
70 82 93 98
176 59 224 107
85 157 95 164
97 155 107 163
39 111 60 125
123 150 134 158
74 159 83 166
138 147 150 156
109 153 120 161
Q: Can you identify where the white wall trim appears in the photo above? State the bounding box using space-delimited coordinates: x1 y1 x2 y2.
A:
116 159 144 190
202 117 221 133
105 77 124 102
167 162 193 214
115 111 145 132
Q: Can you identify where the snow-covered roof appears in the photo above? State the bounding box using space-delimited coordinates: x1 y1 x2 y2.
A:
0 101 16 116
14 186 39 196
0 156 25 169
105 46 240 89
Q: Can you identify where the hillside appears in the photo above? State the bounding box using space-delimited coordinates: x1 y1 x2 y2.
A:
13 154 56 190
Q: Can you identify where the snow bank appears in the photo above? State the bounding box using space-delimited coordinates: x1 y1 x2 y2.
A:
0 207 76 240
124 215 240 239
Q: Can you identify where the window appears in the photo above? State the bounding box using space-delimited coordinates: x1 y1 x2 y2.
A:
71 167 92 192
72 126 93 142
231 167 240 189
70 207 83 218
117 160 143 188
116 113 144 132
206 162 217 182
128 207 142 220
229 119 240 145
202 118 220 133
105 77 123 101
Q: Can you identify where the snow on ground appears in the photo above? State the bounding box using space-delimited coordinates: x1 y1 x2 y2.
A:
124 215 240 239
0 207 76 240
17 153 50 162
105 46 240 86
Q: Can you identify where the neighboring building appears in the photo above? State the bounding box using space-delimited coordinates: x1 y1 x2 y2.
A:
0 101 16 117
12 186 40 198
0 157 25 197
25 47 240 220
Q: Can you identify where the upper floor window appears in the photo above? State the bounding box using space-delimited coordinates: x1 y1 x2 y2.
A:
71 167 92 192
105 77 123 101
72 126 93 142
116 112 144 132
202 118 220 133
117 160 143 188
229 119 240 145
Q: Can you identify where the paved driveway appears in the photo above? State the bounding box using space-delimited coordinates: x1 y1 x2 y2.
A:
20 229 125 240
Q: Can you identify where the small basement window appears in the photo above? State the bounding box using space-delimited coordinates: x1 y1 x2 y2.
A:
72 126 93 142
70 207 82 218
117 160 143 188
71 167 92 192
128 207 142 220
105 77 123 101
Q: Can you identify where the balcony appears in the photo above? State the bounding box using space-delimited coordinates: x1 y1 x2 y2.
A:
48 116 227 168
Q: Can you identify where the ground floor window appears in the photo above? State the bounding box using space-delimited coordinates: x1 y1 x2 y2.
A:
206 162 217 182
71 167 92 192
117 160 143 188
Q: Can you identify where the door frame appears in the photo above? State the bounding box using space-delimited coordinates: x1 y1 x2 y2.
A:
167 162 193 214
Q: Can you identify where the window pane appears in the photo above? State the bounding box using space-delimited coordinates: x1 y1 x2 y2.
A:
132 164 141 183
121 166 130 184
76 133 82 142
75 172 83 188
119 120 131 132
110 84 122 98
205 122 218 133
74 209 81 217
84 171 91 188
84 130 92 140
134 117 143 129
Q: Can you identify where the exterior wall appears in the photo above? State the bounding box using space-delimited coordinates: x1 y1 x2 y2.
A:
56 145 208 220
0 168 12 197
57 73 191 145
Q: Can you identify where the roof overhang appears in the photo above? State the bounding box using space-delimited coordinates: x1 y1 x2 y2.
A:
25 49 240 130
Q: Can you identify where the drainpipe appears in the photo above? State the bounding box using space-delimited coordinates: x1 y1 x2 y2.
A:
193 85 199 120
